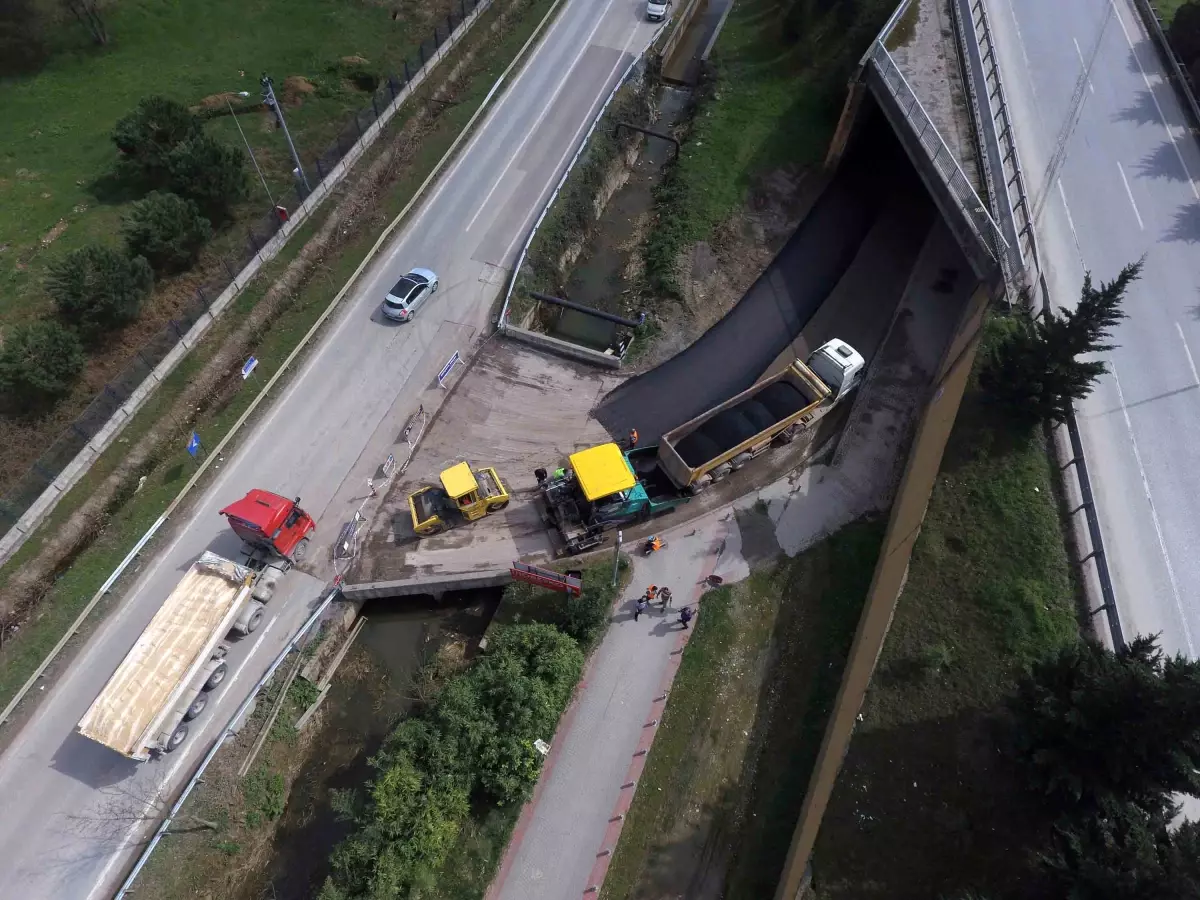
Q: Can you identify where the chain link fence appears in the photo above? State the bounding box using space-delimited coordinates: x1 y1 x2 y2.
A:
0 0 486 538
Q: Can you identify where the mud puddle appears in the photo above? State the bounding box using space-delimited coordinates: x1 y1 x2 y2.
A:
243 588 502 900
559 85 691 323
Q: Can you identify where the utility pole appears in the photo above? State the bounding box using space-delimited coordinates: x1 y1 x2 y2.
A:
260 74 311 195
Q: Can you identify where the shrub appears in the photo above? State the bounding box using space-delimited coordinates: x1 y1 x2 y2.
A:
0 320 86 409
167 133 249 222
122 190 212 272
45 245 153 337
112 95 201 182
1170 2 1200 69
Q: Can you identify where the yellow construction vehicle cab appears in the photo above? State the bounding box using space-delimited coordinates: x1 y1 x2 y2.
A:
409 462 510 535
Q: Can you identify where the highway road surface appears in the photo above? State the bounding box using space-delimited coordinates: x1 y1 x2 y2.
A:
0 1 659 896
986 0 1200 655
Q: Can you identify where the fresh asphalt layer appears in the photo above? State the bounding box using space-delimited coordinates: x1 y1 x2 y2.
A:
0 1 660 896
594 102 937 442
986 0 1200 654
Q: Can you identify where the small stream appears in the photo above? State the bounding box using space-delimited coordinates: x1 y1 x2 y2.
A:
244 589 501 900
560 85 691 318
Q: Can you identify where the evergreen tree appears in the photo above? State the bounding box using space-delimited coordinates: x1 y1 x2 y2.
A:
112 96 201 183
981 261 1141 425
0 320 85 410
1011 635 1200 810
45 245 153 338
122 191 212 273
167 133 248 223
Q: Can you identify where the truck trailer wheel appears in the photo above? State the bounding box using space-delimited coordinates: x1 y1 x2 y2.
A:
184 693 208 721
244 607 265 634
204 662 229 691
166 722 189 752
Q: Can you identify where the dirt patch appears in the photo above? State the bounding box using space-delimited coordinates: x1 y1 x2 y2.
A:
634 165 823 370
0 0 540 669
280 76 317 106
191 91 246 113
40 219 67 247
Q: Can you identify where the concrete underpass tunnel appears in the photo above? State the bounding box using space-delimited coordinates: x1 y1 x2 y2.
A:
594 95 981 445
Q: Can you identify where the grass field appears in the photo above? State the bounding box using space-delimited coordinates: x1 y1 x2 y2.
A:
812 325 1079 899
0 0 555 718
600 519 884 900
0 0 461 496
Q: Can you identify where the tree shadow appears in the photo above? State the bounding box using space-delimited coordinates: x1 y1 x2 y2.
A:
814 709 1058 899
1164 202 1200 243
1135 140 1192 184
1113 89 1164 127
86 167 145 207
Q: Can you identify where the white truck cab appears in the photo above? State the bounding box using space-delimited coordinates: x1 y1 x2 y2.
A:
806 338 866 401
646 0 670 21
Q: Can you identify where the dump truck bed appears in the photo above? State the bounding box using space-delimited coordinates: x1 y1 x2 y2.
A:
77 552 250 759
657 359 831 489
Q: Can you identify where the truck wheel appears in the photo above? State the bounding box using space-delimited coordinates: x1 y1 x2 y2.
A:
488 500 510 512
245 607 265 634
291 537 311 563
166 722 189 752
184 693 208 721
204 662 229 692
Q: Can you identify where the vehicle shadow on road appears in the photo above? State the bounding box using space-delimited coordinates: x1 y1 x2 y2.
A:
50 731 139 790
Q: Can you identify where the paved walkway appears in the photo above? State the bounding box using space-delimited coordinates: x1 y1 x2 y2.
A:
487 510 736 900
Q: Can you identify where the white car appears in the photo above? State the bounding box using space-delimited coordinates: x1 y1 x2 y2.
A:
646 0 669 21
381 268 439 321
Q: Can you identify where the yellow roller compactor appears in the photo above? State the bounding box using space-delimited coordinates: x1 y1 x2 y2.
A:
409 462 511 535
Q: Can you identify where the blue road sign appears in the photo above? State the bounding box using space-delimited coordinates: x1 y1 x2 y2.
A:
241 356 259 379
187 432 202 458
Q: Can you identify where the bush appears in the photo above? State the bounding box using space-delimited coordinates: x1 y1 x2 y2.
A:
0 320 86 409
167 133 249 222
112 95 201 182
0 0 47 77
1170 2 1200 69
122 190 213 272
45 245 153 337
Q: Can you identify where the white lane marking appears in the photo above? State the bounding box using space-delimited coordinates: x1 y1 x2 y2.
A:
1111 0 1200 199
1057 179 1087 268
499 24 641 264
465 0 619 231
83 614 281 900
1073 37 1095 94
1117 161 1145 229
1110 363 1196 655
1177 322 1200 387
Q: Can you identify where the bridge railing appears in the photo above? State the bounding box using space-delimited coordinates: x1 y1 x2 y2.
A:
864 40 1009 275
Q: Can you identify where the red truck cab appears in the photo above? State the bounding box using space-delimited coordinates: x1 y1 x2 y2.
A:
219 490 315 564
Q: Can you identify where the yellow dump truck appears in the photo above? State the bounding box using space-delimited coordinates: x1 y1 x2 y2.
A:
409 462 510 535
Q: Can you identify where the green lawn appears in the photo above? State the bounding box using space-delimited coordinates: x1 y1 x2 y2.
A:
0 0 457 317
601 520 884 900
1157 0 1188 25
812 322 1079 899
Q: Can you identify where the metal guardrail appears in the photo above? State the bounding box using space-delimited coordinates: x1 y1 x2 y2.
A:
497 22 667 330
866 41 1010 266
114 584 343 898
0 0 497 568
952 0 1031 293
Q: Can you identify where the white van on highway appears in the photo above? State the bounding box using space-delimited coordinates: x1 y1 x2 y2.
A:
646 0 669 21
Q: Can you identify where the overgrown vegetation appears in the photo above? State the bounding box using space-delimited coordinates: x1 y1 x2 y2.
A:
601 521 883 900
812 320 1079 898
641 0 894 298
506 60 658 326
318 561 622 899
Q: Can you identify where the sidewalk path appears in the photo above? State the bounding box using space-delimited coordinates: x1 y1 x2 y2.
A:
487 511 737 900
